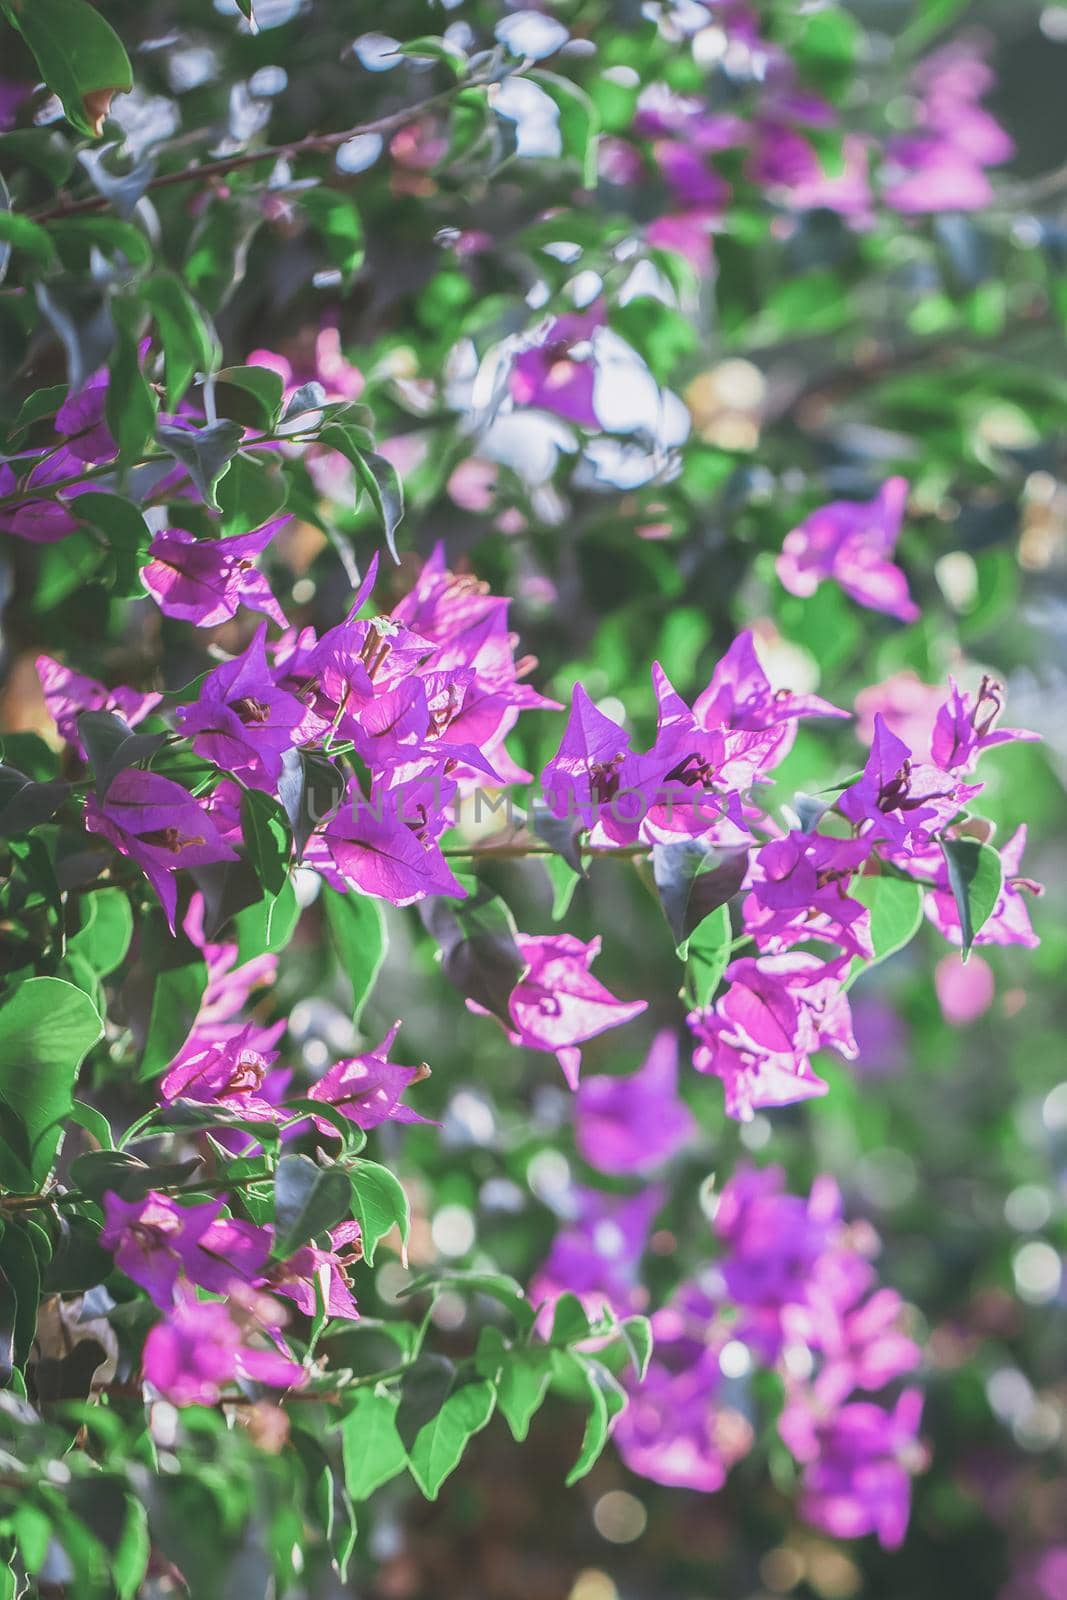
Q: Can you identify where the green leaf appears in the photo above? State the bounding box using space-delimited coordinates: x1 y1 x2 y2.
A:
0 209 58 272
68 887 134 976
897 0 971 56
686 902 732 1007
300 190 365 285
1 0 133 139
940 837 1003 959
215 364 284 430
272 1153 353 1259
398 1269 535 1331
0 977 103 1190
106 298 157 474
216 450 288 536
233 875 299 962
157 420 244 509
497 1347 553 1442
138 915 208 1080
350 1159 409 1265
0 1220 40 1373
319 427 404 562
240 788 292 899
113 1497 150 1600
323 886 386 1027
143 275 218 410
77 710 166 799
847 873 925 983
405 1377 495 1500
618 1315 653 1382
652 840 748 955
340 1388 408 1500
530 71 600 188
549 1291 592 1347
565 1354 627 1486
70 492 151 597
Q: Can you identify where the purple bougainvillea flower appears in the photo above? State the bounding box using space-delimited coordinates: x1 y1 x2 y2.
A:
743 832 873 960
176 625 306 787
529 1185 663 1325
712 1165 842 1358
694 629 847 737
36 655 161 756
100 1191 224 1309
930 674 1038 775
576 1029 695 1175
509 307 603 428
142 520 290 628
688 956 856 1125
318 784 467 904
161 1025 282 1121
307 1023 431 1133
85 769 239 932
615 1279 754 1493
142 1290 306 1406
190 1214 361 1321
839 715 976 850
266 1222 362 1320
777 478 918 622
540 682 666 842
476 932 647 1090
780 1388 925 1550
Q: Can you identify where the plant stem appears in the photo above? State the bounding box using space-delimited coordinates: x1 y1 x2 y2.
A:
30 77 498 223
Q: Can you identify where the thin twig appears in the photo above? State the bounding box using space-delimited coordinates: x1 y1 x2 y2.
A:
29 78 488 223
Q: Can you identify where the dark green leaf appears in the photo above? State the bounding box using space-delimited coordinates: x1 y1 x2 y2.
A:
940 837 1003 959
272 1153 353 1259
77 710 166 800
278 749 345 861
420 884 525 1025
652 840 749 954
0 763 68 835
156 420 244 509
1 0 133 139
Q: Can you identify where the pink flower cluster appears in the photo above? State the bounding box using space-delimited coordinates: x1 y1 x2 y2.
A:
602 25 1013 273
532 1161 925 1549
99 1187 363 1404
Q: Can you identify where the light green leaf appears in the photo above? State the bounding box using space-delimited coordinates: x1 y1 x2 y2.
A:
323 887 387 1027
0 977 103 1190
686 902 732 1007
406 1378 495 1500
497 1347 553 1442
340 1388 408 1500
350 1159 410 1265
847 873 924 984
